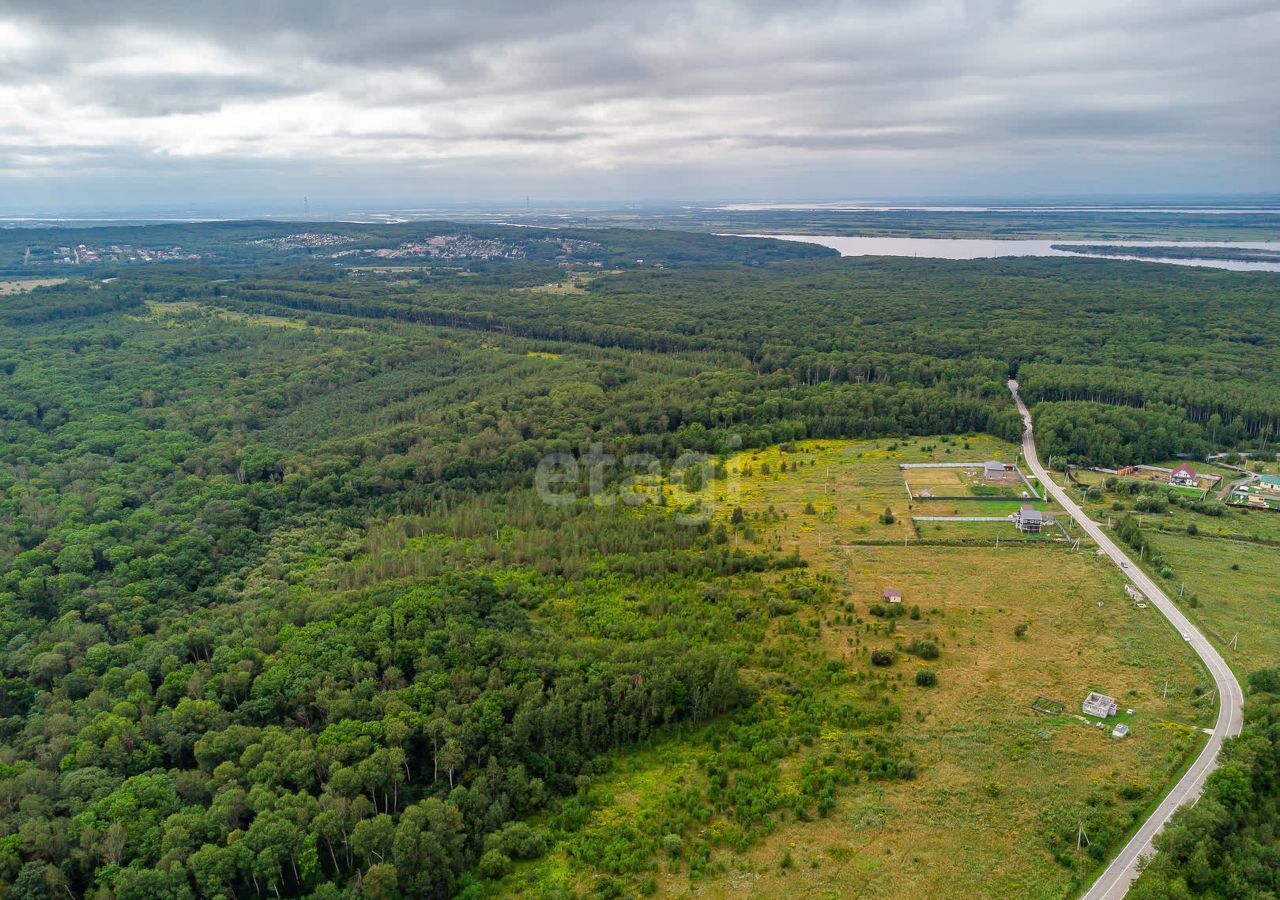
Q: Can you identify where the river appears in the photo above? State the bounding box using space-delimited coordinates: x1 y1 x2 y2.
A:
728 235 1280 272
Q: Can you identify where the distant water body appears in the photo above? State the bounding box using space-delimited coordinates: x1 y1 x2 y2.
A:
714 203 1280 214
728 235 1280 273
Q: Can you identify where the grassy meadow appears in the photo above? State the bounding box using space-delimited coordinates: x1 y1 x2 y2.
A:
0 276 68 293
631 435 1064 552
1141 533 1280 677
506 438 1207 899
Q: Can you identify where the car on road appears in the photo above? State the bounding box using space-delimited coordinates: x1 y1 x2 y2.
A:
1121 561 1130 569
1182 631 1191 641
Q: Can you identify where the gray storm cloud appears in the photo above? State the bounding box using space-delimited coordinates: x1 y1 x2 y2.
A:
0 0 1276 209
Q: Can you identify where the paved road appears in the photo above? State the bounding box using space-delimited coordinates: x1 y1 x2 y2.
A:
1008 380 1244 899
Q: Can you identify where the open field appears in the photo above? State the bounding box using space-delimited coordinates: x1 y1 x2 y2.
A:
632 436 1062 551
1147 533 1280 677
514 439 1209 899
902 463 1035 501
0 277 67 293
141 298 354 331
512 543 1208 900
913 517 1064 542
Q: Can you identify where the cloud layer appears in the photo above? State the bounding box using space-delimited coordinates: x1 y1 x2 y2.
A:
1 0 1276 210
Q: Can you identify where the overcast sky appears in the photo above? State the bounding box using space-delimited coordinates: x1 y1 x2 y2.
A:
0 0 1277 212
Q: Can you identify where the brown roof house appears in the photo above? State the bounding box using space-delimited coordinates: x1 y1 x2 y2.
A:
882 588 903 604
1170 464 1198 487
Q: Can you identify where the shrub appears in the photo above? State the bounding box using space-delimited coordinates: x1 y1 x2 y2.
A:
478 849 512 880
871 649 895 667
880 507 895 525
1134 495 1168 514
869 603 904 619
486 822 551 861
1248 668 1280 694
1186 521 1198 535
662 834 683 859
907 638 939 660
915 669 938 687
1014 622 1029 639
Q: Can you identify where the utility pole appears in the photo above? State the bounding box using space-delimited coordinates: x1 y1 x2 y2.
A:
1231 632 1239 650
1163 679 1169 701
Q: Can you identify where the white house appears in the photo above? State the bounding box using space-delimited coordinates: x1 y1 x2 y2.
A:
1112 723 1129 738
1083 691 1118 718
1170 464 1198 487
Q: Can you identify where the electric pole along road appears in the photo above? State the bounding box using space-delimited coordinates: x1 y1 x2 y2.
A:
1007 380 1243 899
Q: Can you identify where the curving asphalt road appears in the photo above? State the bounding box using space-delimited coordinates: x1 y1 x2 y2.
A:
1008 380 1244 899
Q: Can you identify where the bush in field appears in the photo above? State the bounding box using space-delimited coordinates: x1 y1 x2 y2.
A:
915 669 938 687
1014 622 1029 639
1134 495 1167 514
871 649 895 667
907 638 939 660
869 603 904 619
662 834 683 859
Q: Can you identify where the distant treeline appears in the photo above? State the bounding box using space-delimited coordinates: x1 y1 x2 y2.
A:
1052 244 1280 263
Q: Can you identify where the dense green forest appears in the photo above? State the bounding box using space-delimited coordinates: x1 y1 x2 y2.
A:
1130 669 1280 899
0 222 1277 897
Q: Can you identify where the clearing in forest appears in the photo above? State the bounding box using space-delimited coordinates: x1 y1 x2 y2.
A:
0 277 67 293
517 437 1209 900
